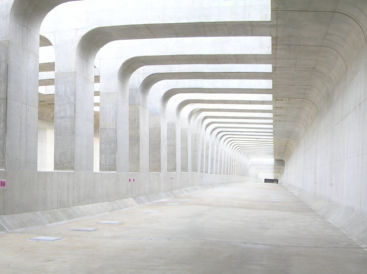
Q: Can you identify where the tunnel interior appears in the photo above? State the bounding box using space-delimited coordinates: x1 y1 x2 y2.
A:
0 0 367 272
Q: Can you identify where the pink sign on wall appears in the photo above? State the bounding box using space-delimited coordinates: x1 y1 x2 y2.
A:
0 180 6 188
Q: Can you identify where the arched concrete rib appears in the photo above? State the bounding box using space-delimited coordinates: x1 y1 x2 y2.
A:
124 63 273 173
65 10 362 171
136 58 332 112
203 119 273 132
208 125 273 137
70 36 273 171
133 67 317 161
228 140 273 151
216 130 273 141
226 140 274 148
95 13 362 172
176 99 272 117
185 103 309 159
100 36 273 172
120 59 273 172
139 73 272 103
219 133 273 146
46 1 367 171
160 87 272 112
227 137 273 147
188 109 273 126
79 23 272 61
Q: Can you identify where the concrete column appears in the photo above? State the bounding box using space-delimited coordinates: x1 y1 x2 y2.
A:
6 30 39 171
197 132 204 173
139 105 149 172
215 147 221 175
190 130 199 172
226 154 230 175
149 114 161 172
231 158 235 175
176 125 181 173
4 1 57 172
220 150 226 175
211 142 217 174
0 1 12 170
99 92 117 171
53 36 77 170
128 103 149 172
199 137 204 173
207 141 212 174
129 104 140 172
205 141 209 174
167 122 176 172
160 116 167 173
208 141 215 174
181 127 188 172
223 153 227 175
201 136 207 173
187 127 192 172
54 33 94 171
0 1 72 173
219 148 224 175
219 148 224 174
98 60 122 171
115 72 130 172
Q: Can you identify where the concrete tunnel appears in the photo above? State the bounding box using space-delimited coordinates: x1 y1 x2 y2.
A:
0 0 367 272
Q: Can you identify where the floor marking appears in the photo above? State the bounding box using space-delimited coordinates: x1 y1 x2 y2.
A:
99 221 123 224
72 228 97 232
167 203 180 206
142 210 159 214
30 236 62 242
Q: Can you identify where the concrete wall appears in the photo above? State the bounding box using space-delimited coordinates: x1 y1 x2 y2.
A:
281 45 367 246
0 170 245 230
0 168 246 216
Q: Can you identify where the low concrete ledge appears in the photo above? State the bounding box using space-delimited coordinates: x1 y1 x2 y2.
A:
0 182 231 231
283 183 367 248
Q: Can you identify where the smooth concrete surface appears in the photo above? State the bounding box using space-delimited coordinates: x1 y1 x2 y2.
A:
0 182 366 273
2 2 367 271
281 45 367 246
285 184 367 251
0 172 243 215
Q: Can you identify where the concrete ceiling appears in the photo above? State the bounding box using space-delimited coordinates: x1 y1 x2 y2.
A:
38 0 367 167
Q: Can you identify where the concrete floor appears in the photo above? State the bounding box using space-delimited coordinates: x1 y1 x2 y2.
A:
0 182 366 274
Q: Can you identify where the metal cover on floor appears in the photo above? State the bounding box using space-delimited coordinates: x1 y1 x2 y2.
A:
99 221 122 224
72 228 97 232
30 236 62 242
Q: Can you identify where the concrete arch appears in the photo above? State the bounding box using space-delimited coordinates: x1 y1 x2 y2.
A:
55 3 367 173
207 124 273 137
96 37 272 172
41 0 367 174
45 2 367 174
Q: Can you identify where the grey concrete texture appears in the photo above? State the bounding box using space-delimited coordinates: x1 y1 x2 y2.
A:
0 182 366 274
51 0 366 162
1 0 367 261
0 170 243 215
282 45 367 245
